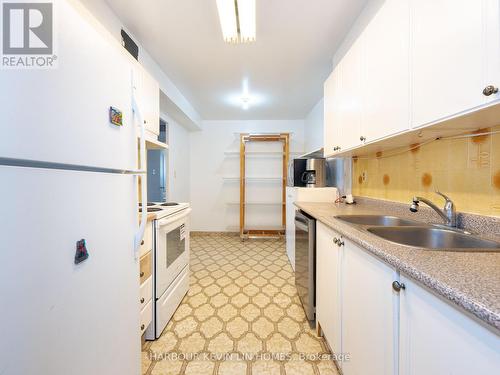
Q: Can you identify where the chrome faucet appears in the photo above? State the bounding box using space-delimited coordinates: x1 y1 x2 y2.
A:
410 191 457 227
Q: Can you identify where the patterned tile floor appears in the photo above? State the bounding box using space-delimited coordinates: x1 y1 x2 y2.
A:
142 233 339 375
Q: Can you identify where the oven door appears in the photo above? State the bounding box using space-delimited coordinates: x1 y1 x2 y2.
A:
155 208 191 296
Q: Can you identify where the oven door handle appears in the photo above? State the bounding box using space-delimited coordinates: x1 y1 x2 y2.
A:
157 208 192 227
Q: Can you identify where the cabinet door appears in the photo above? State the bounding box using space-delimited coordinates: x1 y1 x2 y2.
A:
132 63 160 136
399 276 500 375
324 67 341 157
411 0 485 127
485 0 500 104
362 0 410 142
337 40 362 151
342 240 397 375
141 68 160 135
316 222 342 356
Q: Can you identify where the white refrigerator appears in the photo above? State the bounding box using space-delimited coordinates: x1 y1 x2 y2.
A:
0 1 146 374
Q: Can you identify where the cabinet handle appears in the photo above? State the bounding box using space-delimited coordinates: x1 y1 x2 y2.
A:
360 136 366 142
483 85 498 96
141 324 145 330
140 271 144 277
141 240 145 246
333 237 339 244
392 281 406 292
337 239 344 247
140 297 145 304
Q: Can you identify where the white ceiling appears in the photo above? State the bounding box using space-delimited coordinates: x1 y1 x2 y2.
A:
105 0 368 120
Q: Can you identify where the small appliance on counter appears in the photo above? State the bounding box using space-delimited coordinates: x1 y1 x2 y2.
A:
288 158 326 187
288 158 307 187
302 158 326 187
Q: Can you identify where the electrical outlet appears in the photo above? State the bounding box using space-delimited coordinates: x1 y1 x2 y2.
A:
362 171 367 182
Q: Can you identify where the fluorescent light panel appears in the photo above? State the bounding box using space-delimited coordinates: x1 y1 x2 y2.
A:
216 0 256 43
216 0 239 43
237 0 256 43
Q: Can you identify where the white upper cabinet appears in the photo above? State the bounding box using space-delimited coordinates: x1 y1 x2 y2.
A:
337 39 363 152
399 276 500 375
323 0 500 155
484 0 500 104
324 66 341 156
132 63 160 136
341 239 397 375
141 68 160 136
361 0 410 142
411 0 487 127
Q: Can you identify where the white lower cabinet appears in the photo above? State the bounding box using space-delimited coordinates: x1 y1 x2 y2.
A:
399 276 500 375
315 224 500 375
341 238 397 375
316 222 343 357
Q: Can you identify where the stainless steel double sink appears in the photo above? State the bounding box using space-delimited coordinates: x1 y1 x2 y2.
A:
335 215 500 251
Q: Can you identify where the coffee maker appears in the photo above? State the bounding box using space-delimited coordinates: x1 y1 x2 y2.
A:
300 158 326 188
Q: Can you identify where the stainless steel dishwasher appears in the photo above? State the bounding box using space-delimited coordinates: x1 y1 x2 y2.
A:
294 210 316 321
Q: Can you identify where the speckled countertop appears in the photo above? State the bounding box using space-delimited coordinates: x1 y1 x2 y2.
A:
295 199 500 332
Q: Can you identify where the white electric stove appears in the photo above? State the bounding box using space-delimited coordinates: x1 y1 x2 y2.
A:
140 202 191 340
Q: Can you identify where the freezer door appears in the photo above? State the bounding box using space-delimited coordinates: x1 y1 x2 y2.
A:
0 166 140 375
0 0 137 170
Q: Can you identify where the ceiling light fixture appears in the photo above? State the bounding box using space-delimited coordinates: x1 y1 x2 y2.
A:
241 96 251 110
216 0 256 44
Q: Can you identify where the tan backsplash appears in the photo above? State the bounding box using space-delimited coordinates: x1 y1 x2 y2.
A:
352 125 500 217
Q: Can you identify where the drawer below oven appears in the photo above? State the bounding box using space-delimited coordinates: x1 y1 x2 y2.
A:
155 266 189 338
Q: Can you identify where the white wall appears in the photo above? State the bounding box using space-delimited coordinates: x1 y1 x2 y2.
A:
189 120 305 232
164 115 191 203
304 99 324 153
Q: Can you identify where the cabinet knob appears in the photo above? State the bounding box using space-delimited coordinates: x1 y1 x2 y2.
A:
140 297 145 304
141 324 145 330
392 281 406 292
333 237 339 244
141 240 145 246
483 85 498 96
140 271 144 277
360 136 366 142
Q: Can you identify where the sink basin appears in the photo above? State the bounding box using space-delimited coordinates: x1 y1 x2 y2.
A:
367 226 500 251
335 215 422 227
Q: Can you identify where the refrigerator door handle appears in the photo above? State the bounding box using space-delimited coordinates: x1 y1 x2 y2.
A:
132 72 147 258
